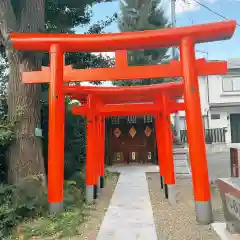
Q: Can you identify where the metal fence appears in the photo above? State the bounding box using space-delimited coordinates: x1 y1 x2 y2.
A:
180 128 226 143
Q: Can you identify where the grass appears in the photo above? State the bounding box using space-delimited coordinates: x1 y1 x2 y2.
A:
14 205 91 239
11 169 117 240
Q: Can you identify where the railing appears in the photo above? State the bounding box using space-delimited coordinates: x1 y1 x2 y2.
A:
180 128 226 143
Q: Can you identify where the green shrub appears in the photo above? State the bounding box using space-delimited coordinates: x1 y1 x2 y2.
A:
0 100 14 183
0 174 47 238
12 176 85 239
0 99 87 238
0 171 85 239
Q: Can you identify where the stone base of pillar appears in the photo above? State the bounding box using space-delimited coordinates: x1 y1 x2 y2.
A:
86 185 94 204
168 184 180 205
100 176 104 188
195 200 213 225
49 202 64 214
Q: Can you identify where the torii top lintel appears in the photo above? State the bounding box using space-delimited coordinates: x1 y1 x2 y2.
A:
68 82 184 104
10 21 236 52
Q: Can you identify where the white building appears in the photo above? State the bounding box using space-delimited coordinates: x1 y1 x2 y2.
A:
176 58 240 144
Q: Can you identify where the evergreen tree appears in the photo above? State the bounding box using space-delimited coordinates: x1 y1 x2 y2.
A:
114 0 170 86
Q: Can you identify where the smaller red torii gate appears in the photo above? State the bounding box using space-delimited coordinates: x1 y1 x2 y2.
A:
72 94 184 199
10 20 236 225
66 81 185 203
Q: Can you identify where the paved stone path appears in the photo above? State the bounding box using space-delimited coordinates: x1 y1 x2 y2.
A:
96 146 229 240
96 165 158 240
173 148 191 176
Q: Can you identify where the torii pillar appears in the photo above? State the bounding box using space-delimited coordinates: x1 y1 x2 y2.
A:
180 37 213 224
48 44 65 213
155 114 165 190
85 95 98 204
99 116 105 189
161 94 176 204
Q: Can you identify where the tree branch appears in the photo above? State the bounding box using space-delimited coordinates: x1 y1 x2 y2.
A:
0 0 18 46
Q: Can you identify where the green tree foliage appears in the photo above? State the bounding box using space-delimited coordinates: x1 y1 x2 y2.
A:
0 57 7 97
114 0 169 86
0 57 10 182
0 0 116 183
0 1 115 237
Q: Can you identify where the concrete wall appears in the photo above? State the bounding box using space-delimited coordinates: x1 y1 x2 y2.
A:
208 75 240 105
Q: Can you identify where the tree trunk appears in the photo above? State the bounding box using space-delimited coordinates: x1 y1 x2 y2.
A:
7 49 45 183
0 0 46 183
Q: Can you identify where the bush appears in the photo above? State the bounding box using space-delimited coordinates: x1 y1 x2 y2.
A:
0 99 87 238
0 174 47 238
0 98 13 183
0 171 86 239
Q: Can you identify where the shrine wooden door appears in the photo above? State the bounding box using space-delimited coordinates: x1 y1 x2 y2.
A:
107 116 157 165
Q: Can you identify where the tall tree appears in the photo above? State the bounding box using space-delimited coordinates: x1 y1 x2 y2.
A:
0 0 114 183
114 0 169 86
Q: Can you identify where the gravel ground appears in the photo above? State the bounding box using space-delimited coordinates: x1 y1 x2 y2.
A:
147 173 224 240
68 174 119 240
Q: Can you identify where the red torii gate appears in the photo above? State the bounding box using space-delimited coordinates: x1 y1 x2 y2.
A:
10 20 236 225
70 90 185 198
69 83 185 197
71 93 184 202
23 62 186 203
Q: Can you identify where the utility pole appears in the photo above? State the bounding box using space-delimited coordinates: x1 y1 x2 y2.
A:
171 0 177 60
171 0 181 140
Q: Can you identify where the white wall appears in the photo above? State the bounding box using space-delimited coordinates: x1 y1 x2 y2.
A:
198 76 210 116
208 75 240 104
208 111 228 129
209 106 240 143
176 76 209 130
208 59 240 104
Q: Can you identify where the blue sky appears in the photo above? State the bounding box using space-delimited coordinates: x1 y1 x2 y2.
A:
76 0 240 61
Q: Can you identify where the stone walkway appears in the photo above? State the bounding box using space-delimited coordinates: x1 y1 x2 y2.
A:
96 165 158 240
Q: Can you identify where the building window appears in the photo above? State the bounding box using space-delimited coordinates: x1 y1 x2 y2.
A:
127 116 136 124
144 115 153 123
111 117 119 125
211 114 220 120
222 76 240 92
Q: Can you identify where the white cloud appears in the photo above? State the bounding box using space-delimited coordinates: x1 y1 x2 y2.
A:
175 0 200 15
172 0 221 16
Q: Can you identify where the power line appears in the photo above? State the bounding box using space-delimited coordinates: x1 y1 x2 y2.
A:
177 0 194 24
188 0 240 27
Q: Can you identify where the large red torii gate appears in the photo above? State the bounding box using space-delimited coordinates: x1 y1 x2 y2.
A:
10 20 236 225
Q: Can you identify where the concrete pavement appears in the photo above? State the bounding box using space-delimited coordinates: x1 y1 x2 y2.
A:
96 165 158 240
